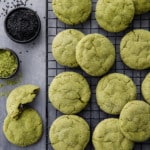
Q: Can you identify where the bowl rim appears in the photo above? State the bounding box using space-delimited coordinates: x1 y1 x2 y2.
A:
4 7 41 44
0 48 20 79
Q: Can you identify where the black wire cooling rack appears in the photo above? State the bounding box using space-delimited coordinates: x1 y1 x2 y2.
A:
46 0 150 149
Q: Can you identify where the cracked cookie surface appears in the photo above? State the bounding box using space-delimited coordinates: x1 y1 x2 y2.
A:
52 29 84 67
76 33 115 76
49 72 91 114
133 0 150 14
119 101 150 142
92 118 134 150
96 73 137 115
142 73 150 104
3 108 43 147
95 0 135 32
120 29 150 70
6 84 40 119
52 0 92 25
49 115 90 150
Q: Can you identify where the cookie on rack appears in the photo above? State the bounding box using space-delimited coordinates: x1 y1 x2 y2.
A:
96 73 137 115
52 0 92 25
120 29 150 70
49 115 90 150
6 84 40 119
76 33 115 76
49 72 91 114
142 73 150 104
3 108 43 147
95 0 135 32
119 100 150 142
52 29 84 67
92 118 134 150
133 0 150 15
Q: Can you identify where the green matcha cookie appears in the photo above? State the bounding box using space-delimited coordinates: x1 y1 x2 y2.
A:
142 73 150 104
49 72 91 114
92 118 134 150
95 0 135 32
52 29 84 67
76 33 115 76
52 0 92 25
133 0 150 14
120 29 150 70
119 100 150 142
96 73 137 115
3 108 43 147
6 84 40 119
49 115 90 150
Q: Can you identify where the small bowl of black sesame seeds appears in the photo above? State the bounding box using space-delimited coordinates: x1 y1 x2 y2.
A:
0 48 19 79
4 7 41 43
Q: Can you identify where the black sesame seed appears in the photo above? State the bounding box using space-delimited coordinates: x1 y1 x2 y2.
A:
0 0 32 17
5 8 40 43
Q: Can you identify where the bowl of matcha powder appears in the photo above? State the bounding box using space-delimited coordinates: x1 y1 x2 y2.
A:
0 49 19 79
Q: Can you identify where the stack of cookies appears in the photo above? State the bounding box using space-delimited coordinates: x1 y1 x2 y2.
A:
3 84 43 147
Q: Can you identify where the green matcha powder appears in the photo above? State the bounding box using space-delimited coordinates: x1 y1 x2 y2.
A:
0 49 18 78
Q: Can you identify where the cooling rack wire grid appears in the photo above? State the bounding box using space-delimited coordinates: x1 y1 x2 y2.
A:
46 0 150 149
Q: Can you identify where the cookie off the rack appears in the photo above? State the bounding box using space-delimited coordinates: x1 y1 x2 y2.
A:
3 108 43 147
6 84 40 119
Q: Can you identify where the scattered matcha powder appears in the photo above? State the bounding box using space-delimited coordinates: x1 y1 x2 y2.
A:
0 72 22 97
0 90 11 97
5 72 22 85
0 83 4 88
